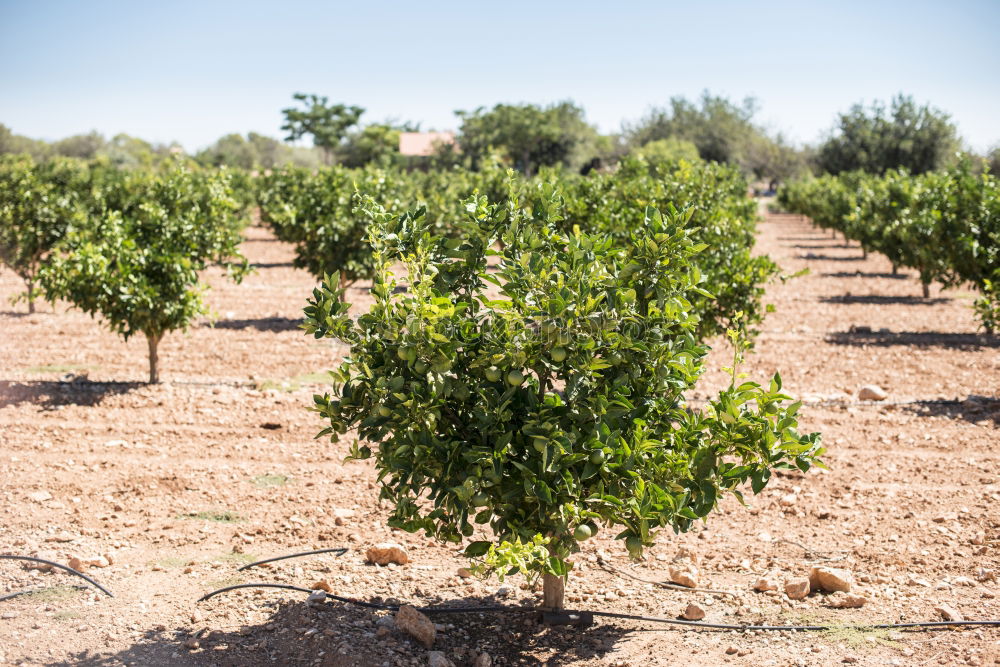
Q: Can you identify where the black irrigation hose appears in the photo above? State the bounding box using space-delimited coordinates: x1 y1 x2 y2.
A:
238 548 348 571
0 555 113 598
195 581 1000 632
0 585 90 603
588 609 1000 631
197 582 534 615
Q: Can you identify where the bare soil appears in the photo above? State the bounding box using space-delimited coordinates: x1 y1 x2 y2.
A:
1 210 998 667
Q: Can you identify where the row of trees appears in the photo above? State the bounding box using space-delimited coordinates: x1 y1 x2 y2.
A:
0 156 249 381
778 162 1000 329
2 150 777 384
258 155 777 340
13 92 988 182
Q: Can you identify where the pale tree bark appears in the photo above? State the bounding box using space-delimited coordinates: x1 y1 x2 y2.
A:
542 542 565 610
146 332 162 384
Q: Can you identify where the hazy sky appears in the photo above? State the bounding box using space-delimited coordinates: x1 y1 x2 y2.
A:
1 0 998 152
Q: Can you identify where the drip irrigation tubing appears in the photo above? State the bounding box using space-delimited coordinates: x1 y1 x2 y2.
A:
238 548 348 571
195 581 1000 632
0 555 113 598
0 585 89 602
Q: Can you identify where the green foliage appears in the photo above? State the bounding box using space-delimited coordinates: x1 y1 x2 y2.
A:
339 123 412 168
0 154 86 311
456 102 601 176
281 93 365 165
631 138 701 164
304 182 823 591
40 164 249 382
626 92 804 181
816 95 959 175
779 162 1000 328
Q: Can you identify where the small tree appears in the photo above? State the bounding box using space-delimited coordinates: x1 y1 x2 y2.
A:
281 93 365 165
41 165 249 383
305 182 823 609
0 155 84 313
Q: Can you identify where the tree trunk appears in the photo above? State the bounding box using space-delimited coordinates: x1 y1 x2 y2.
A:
892 264 898 276
542 542 565 610
147 333 161 384
26 277 35 314
862 248 868 260
922 282 930 299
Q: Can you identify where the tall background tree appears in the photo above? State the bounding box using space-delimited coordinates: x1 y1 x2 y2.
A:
625 92 807 182
455 102 602 176
281 93 365 165
816 94 960 175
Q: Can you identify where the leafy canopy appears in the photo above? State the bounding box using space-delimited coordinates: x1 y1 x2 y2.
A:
281 93 365 164
304 177 823 583
40 164 249 381
816 94 959 175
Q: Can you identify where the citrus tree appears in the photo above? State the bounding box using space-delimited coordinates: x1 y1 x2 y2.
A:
0 155 86 313
41 165 249 382
304 180 823 609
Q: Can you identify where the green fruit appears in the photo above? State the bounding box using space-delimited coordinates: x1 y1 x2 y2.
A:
573 524 593 541
550 347 567 363
506 369 524 386
378 405 392 417
413 360 429 374
470 493 489 507
484 367 501 382
452 384 470 400
396 347 409 361
589 450 606 465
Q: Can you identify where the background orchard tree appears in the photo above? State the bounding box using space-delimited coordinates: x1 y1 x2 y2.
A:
281 93 365 165
816 94 959 175
0 154 84 313
40 165 249 383
304 181 823 610
455 102 602 176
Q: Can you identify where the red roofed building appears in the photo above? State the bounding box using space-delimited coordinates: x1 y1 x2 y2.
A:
398 131 456 157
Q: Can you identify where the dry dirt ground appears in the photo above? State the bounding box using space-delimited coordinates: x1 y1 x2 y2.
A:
1 209 998 667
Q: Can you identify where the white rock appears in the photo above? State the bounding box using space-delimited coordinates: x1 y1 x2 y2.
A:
366 543 409 566
427 651 455 667
858 385 888 401
753 577 779 592
682 603 705 620
935 605 964 622
827 593 867 608
395 605 435 648
784 578 810 600
779 494 797 507
28 490 52 503
809 566 853 593
668 565 699 588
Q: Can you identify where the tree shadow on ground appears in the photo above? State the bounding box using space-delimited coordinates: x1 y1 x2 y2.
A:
900 395 1000 427
821 272 911 280
0 380 140 410
53 593 634 667
776 236 831 242
790 244 858 250
797 253 865 262
249 261 296 269
819 295 950 306
825 330 1000 350
206 317 303 333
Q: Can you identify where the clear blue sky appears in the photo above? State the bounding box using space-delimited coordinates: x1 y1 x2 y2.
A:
1 0 998 152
